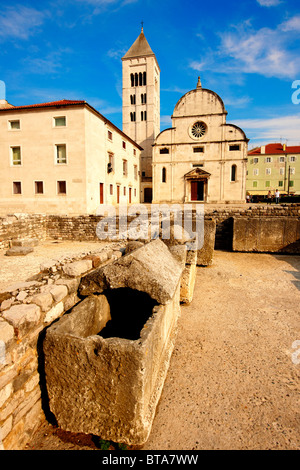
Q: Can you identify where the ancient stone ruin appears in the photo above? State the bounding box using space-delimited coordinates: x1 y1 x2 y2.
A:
43 240 184 445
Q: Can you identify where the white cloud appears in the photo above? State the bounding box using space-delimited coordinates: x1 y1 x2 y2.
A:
232 114 300 145
191 18 300 80
0 6 45 41
256 0 281 6
280 15 300 32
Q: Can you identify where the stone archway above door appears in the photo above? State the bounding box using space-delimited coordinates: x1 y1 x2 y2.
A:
184 168 211 202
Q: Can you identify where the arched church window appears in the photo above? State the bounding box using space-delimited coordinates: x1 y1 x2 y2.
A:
139 73 143 86
135 73 138 86
130 95 136 105
162 167 166 183
130 74 134 87
143 72 147 85
231 164 237 182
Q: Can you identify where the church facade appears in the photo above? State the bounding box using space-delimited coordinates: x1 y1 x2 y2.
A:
122 30 249 204
152 78 249 204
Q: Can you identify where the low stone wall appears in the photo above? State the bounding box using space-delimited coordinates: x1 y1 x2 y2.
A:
232 217 300 253
0 238 197 449
0 246 124 450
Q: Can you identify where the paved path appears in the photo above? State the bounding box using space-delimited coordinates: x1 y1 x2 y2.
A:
142 251 300 450
25 250 300 450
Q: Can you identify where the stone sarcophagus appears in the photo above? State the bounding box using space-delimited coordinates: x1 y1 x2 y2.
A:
43 240 183 446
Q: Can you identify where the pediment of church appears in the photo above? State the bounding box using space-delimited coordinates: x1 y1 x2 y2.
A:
184 168 211 179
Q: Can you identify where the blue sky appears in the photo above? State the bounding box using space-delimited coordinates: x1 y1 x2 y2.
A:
0 0 300 148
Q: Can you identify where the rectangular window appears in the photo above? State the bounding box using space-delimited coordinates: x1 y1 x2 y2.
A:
9 120 20 130
110 184 113 195
122 141 126 149
11 146 21 166
134 165 138 180
56 144 67 164
290 156 296 162
279 167 285 175
278 181 283 187
13 181 22 194
253 181 258 188
253 168 259 176
266 168 271 175
253 157 259 164
54 116 66 127
57 181 67 194
265 181 270 187
124 186 126 196
279 156 285 163
133 148 136 156
265 157 272 163
108 130 113 140
290 167 295 175
123 160 127 176
108 153 114 172
229 144 240 151
289 180 294 187
193 147 204 153
35 181 44 194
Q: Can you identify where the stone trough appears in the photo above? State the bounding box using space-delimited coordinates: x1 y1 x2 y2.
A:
43 239 184 446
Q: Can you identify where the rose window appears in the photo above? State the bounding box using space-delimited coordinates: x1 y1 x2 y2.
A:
191 121 206 138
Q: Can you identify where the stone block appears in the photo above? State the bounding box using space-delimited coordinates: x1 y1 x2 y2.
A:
49 285 68 303
44 302 64 324
2 304 41 338
31 292 53 312
11 238 39 248
5 247 34 256
79 239 183 305
197 218 216 266
43 281 181 446
233 217 300 253
180 263 196 304
62 260 93 277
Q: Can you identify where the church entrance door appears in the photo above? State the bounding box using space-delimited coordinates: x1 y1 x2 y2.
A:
191 181 204 201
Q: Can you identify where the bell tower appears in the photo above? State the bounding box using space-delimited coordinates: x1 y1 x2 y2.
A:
122 26 160 202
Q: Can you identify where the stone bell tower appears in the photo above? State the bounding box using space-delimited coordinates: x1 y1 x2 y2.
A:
122 26 160 202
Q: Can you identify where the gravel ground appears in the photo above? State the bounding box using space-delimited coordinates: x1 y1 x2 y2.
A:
2 245 299 450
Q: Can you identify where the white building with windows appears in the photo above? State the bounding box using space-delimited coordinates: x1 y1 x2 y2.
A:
0 99 141 215
152 77 248 204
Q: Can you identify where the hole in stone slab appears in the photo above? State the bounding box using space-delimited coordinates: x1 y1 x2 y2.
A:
99 288 158 341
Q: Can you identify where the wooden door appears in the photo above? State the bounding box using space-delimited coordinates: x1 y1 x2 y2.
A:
99 183 104 204
191 181 198 201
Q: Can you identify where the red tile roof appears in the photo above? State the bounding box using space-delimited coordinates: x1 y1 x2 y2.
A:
0 99 86 111
248 143 300 155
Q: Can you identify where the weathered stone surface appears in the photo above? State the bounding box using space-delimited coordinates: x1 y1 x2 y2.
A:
62 260 93 277
79 239 183 304
55 277 80 294
233 217 300 253
44 302 64 324
5 247 34 256
124 241 144 254
49 285 68 303
11 238 39 248
197 218 216 266
0 319 15 346
0 298 14 312
180 263 196 304
44 283 181 446
31 292 53 312
2 304 41 337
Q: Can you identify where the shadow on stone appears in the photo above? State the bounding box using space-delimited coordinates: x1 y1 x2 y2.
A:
100 288 158 340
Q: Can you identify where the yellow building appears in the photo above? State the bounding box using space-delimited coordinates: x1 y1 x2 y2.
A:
247 143 300 199
0 99 141 215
